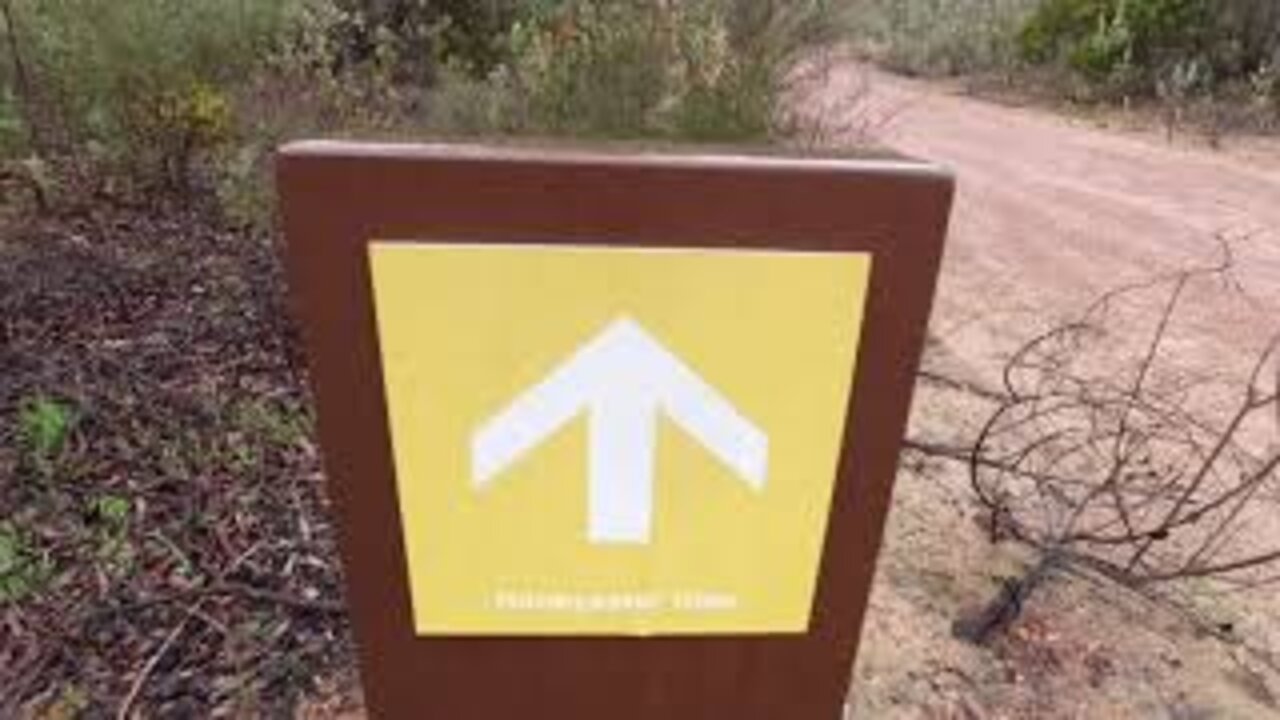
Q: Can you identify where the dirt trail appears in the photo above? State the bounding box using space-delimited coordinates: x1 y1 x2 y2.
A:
831 70 1280 718
846 69 1280 365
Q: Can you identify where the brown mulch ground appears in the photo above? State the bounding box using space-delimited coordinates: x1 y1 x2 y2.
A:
0 203 356 718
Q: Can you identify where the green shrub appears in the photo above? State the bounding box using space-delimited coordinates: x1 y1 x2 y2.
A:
853 0 1278 119
1 0 316 190
1019 0 1208 85
507 2 671 138
336 0 525 77
1016 0 1280 105
17 395 74 472
678 0 842 141
434 0 838 143
0 521 52 603
848 0 1038 77
1 0 841 222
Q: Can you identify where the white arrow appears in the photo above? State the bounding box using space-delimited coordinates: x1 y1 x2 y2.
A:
471 316 768 545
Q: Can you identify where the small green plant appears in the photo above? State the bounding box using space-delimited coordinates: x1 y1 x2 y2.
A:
89 494 134 579
1019 0 1208 84
0 521 52 603
35 685 90 720
92 494 130 525
17 395 74 471
233 397 310 449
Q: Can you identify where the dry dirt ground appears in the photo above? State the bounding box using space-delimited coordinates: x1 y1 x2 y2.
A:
0 206 357 718
841 70 1280 717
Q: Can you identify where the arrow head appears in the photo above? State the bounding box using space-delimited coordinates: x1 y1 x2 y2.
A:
471 315 769 544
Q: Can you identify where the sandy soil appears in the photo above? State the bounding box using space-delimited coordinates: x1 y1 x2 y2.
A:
840 69 1280 718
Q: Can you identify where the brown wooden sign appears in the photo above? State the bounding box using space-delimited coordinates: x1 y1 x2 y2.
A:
277 141 953 719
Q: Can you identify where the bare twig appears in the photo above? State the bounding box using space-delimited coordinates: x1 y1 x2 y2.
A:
116 604 200 720
923 237 1280 645
1141 548 1280 584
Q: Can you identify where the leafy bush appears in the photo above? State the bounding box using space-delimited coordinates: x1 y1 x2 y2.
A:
336 0 524 77
1018 0 1280 101
436 0 840 142
850 0 1279 124
506 2 672 138
1 0 314 191
0 0 841 222
1018 0 1208 84
0 521 52 603
848 0 1039 77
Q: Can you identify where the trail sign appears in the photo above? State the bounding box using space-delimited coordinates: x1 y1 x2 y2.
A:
279 142 952 719
369 244 869 635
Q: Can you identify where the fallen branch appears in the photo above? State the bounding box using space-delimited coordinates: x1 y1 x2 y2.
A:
116 603 201 720
913 238 1280 646
94 581 347 618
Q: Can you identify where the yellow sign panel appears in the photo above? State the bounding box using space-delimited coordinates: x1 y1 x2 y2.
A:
369 243 870 635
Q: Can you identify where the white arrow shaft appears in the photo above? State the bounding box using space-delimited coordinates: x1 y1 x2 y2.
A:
588 395 657 544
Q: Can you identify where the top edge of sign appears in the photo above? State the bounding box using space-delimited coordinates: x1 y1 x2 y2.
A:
278 139 952 179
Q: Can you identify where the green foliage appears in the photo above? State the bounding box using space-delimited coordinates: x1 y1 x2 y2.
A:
1018 0 1208 83
1017 0 1279 102
1 0 839 221
337 0 524 76
0 521 52 603
92 494 131 526
2 0 315 189
233 397 310 449
853 0 1279 119
443 0 838 142
506 2 672 138
17 395 74 471
89 494 135 578
848 0 1038 77
675 0 841 141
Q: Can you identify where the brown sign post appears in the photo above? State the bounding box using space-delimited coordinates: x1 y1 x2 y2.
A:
278 141 953 719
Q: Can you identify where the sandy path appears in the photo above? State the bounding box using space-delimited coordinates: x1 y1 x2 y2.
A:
839 69 1280 367
829 70 1280 717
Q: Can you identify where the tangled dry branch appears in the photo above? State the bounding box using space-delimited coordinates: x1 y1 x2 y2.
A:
909 239 1280 641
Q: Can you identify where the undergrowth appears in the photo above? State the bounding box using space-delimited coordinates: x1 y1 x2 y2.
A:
847 0 1280 135
0 0 844 226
